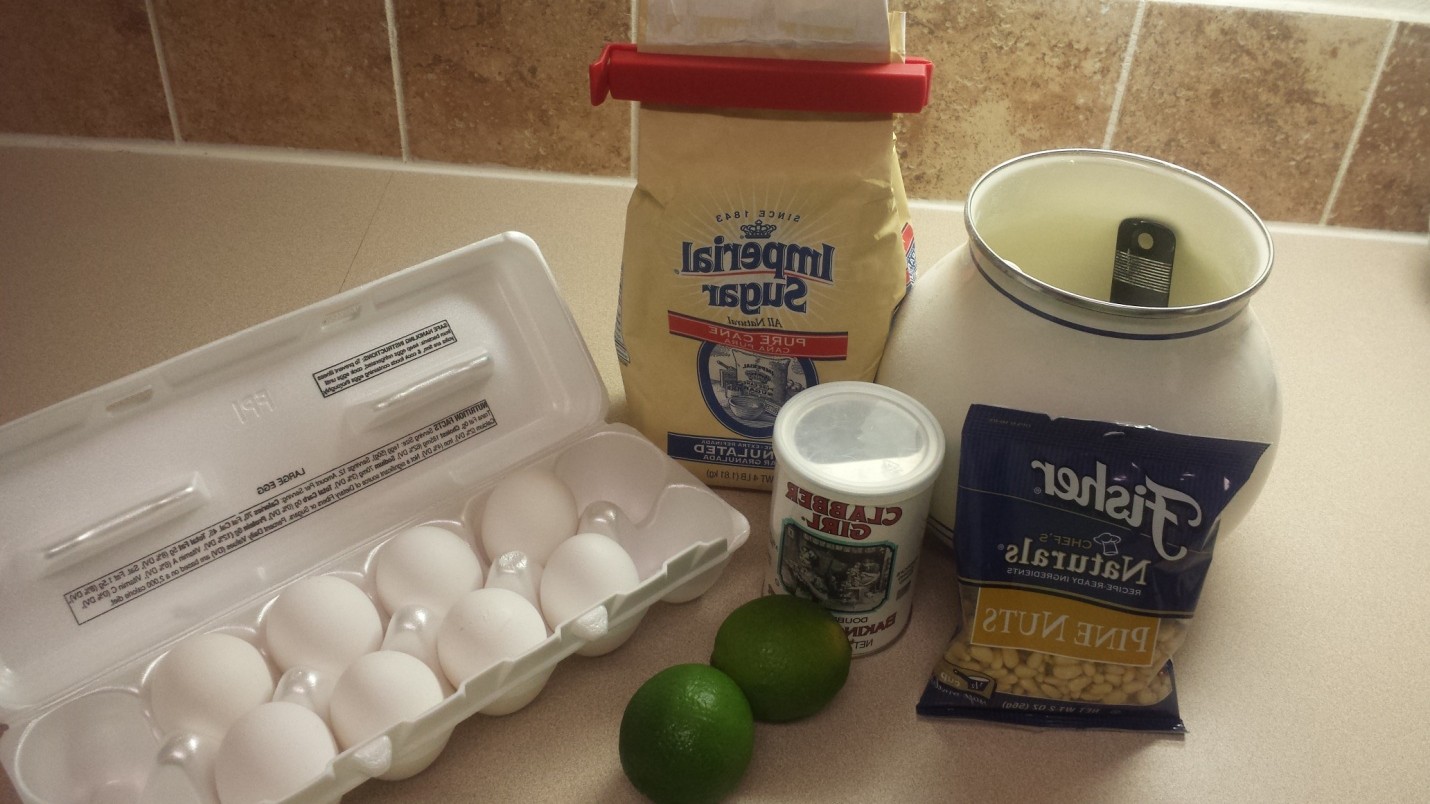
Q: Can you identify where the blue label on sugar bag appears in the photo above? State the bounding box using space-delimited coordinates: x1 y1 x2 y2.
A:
917 404 1269 732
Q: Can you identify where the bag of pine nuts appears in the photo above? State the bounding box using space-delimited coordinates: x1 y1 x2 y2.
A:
917 404 1268 731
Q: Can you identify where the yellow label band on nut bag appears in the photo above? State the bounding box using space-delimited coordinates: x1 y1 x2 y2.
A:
969 586 1160 667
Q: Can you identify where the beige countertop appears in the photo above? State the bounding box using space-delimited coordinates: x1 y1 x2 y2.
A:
2 142 1429 803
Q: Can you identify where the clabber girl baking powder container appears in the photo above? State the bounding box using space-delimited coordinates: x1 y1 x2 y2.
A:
764 381 945 656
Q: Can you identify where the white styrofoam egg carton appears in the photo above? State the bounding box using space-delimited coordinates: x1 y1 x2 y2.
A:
0 233 750 804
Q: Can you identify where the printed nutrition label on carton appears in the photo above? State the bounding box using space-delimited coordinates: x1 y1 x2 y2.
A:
63 400 497 625
312 320 457 398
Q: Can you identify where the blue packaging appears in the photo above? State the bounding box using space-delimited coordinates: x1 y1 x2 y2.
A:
916 405 1269 731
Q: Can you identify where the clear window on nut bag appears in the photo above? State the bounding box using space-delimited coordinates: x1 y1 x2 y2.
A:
917 404 1269 732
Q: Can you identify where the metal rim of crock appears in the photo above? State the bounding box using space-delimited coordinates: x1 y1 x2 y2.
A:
964 148 1275 321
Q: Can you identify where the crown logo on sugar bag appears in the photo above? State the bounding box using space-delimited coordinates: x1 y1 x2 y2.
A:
740 219 777 239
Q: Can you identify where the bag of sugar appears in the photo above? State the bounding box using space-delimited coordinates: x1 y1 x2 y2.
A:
593 0 929 490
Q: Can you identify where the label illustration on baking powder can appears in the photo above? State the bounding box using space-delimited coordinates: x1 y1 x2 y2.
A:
765 481 921 655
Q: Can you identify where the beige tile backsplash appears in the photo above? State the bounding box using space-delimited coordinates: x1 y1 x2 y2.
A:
154 0 403 156
1330 22 1430 231
396 0 631 174
1 0 1426 233
896 0 1138 201
1113 6 1388 224
0 0 171 140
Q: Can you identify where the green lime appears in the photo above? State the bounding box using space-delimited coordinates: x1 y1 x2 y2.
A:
709 594 851 723
619 663 755 804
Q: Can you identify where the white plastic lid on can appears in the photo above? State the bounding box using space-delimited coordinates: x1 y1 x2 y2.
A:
773 381 946 505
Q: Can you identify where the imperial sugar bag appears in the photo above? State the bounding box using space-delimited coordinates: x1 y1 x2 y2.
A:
613 8 918 491
917 405 1269 731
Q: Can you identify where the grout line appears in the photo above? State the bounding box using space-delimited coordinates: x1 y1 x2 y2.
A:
628 0 639 179
1156 1 1430 25
384 0 411 161
1320 20 1397 226
1102 0 1148 150
144 0 183 143
0 134 638 187
629 103 639 179
1267 219 1430 244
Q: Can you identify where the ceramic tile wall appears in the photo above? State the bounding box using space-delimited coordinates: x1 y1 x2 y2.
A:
1 0 1426 233
0 0 170 140
396 1 630 173
1330 22 1430 231
155 0 402 156
1111 6 1387 225
895 0 1138 202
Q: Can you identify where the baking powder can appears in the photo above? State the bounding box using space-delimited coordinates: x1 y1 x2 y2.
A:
764 381 945 656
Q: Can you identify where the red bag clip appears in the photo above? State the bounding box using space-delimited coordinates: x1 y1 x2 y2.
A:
589 43 933 114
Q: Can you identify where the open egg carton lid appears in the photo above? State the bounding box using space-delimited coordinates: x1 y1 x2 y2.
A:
0 232 750 802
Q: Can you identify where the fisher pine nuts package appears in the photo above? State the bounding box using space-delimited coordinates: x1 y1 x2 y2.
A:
917 405 1268 731
600 11 927 491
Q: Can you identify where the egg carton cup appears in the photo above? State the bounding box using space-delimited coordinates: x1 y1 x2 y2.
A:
0 233 750 804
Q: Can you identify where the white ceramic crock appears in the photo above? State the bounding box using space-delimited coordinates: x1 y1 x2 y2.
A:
877 149 1281 548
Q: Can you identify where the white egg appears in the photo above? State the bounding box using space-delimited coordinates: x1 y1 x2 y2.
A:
374 525 483 616
329 650 452 780
263 575 383 675
437 588 554 716
480 467 578 565
148 632 275 740
437 588 547 689
329 651 444 750
539 532 642 628
214 702 336 804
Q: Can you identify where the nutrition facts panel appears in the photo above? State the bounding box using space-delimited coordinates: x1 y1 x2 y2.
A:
312 320 457 398
63 400 497 625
